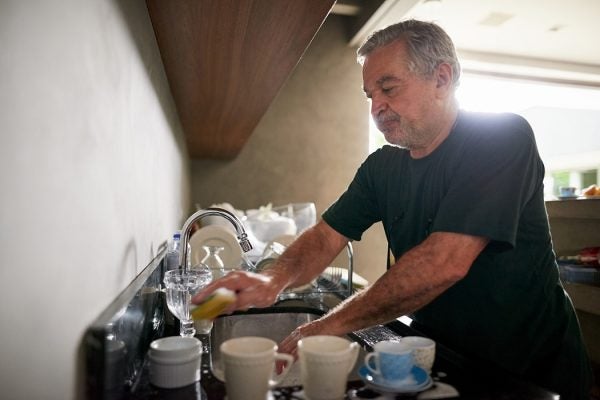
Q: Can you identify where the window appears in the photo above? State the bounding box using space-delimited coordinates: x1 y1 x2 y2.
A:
368 74 600 197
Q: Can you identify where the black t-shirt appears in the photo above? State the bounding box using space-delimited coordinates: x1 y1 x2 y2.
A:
322 110 591 398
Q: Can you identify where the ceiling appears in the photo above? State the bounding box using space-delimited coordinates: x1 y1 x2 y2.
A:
336 0 600 86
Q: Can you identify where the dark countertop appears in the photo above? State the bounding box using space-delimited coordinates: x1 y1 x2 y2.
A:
128 300 557 400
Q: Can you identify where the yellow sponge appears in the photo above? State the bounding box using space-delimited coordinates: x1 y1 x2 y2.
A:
191 288 236 320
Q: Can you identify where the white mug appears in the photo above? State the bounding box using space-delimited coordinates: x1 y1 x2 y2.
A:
298 335 359 400
216 336 293 400
400 336 436 373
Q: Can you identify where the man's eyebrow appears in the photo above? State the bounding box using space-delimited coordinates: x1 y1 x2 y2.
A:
376 75 400 86
363 75 402 93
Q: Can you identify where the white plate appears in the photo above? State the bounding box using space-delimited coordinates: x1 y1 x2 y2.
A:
189 225 243 268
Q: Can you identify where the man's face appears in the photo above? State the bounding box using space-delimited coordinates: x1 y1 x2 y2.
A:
362 40 443 151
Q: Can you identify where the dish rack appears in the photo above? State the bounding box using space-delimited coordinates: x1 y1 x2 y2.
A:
277 242 354 301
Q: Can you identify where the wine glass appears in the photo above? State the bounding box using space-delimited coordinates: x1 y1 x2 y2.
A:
164 269 210 337
201 245 226 279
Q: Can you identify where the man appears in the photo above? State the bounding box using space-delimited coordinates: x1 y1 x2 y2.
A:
193 20 592 398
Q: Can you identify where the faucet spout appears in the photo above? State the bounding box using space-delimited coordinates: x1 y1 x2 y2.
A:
179 207 253 272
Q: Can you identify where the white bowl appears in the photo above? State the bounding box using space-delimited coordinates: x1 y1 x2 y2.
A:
148 336 202 388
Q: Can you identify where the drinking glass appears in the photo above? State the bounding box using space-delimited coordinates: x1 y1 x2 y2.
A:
188 262 214 334
164 269 210 337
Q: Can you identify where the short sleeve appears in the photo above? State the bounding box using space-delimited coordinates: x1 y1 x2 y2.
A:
322 151 385 241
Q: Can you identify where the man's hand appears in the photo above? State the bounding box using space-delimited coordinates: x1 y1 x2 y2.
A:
191 270 286 313
275 320 331 372
278 321 324 360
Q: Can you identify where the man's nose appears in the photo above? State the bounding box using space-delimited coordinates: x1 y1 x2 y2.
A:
370 94 387 117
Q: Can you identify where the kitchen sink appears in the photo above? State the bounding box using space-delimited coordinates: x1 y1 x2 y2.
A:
209 306 367 387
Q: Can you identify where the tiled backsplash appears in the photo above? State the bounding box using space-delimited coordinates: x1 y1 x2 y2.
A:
85 250 177 400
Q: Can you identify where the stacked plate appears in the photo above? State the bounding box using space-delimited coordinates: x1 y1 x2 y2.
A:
189 225 243 268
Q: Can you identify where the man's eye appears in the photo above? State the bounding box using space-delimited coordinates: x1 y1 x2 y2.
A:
382 87 395 94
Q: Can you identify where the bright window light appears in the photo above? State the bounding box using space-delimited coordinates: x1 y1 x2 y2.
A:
456 75 600 113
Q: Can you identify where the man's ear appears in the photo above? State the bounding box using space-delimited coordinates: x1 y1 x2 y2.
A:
435 62 453 92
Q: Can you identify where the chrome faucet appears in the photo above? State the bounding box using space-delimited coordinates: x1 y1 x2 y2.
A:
179 207 253 272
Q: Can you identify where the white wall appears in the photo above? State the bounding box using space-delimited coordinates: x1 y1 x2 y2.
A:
0 1 190 399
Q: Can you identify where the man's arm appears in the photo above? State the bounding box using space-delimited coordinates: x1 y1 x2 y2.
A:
265 220 349 289
191 220 348 311
278 231 489 353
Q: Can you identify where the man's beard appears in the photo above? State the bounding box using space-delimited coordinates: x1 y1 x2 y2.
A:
376 112 422 149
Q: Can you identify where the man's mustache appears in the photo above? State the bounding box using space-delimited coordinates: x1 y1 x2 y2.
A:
375 112 400 125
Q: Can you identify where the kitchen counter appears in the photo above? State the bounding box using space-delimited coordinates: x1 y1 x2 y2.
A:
85 254 558 400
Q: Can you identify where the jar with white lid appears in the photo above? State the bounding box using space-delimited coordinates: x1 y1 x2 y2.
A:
148 336 202 388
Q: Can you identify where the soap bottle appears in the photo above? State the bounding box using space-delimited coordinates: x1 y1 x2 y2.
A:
165 231 181 270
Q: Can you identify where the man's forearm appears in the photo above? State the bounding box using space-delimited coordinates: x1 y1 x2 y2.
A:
263 220 349 291
309 253 452 336
312 231 488 336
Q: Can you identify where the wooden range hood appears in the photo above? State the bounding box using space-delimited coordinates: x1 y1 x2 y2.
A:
146 0 336 159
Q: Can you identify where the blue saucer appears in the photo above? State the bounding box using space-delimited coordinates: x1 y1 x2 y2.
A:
358 364 432 394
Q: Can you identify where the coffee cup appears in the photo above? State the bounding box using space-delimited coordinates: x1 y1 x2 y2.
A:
364 340 414 383
559 186 577 197
298 335 359 400
217 336 293 400
400 336 436 373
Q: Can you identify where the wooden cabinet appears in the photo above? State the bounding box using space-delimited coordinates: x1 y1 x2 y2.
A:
546 198 600 370
146 0 335 159
546 198 600 255
546 198 600 314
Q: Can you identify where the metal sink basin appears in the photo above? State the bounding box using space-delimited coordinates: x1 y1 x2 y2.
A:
209 307 367 387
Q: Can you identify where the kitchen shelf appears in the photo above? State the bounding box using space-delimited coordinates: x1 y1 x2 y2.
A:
564 282 600 316
545 197 600 220
546 199 600 256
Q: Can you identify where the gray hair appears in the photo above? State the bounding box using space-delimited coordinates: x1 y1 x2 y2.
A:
357 19 461 88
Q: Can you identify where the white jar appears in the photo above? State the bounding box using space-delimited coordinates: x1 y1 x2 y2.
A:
148 336 202 388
